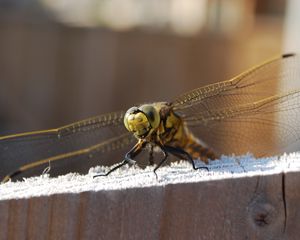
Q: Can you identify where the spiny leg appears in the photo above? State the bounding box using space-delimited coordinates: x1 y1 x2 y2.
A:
93 141 145 178
163 145 208 171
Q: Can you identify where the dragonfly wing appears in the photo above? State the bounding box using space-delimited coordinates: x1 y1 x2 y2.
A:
173 54 300 157
0 111 136 180
173 54 299 113
183 91 300 157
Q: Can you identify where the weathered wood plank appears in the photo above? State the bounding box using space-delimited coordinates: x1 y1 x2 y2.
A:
0 154 300 240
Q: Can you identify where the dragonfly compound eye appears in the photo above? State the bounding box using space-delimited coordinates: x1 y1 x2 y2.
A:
124 107 151 138
124 105 160 138
138 104 160 129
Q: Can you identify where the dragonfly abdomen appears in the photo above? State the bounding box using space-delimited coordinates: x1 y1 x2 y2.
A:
182 132 217 163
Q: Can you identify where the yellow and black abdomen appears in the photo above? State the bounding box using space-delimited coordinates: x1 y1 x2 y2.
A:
181 130 217 163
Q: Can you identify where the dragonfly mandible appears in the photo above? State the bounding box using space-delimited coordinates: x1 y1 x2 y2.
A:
1 53 300 182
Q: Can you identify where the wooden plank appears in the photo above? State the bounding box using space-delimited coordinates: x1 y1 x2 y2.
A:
0 154 300 240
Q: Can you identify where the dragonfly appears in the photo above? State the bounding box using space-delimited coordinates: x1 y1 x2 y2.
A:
1 53 300 182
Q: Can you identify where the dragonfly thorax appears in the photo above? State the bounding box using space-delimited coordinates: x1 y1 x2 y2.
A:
124 104 161 139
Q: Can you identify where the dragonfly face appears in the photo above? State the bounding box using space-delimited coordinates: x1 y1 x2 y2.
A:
124 104 160 139
1 53 300 182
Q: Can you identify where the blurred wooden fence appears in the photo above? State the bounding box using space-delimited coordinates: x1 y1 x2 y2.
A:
0 10 282 135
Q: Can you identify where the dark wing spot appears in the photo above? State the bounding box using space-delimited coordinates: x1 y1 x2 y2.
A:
282 53 295 58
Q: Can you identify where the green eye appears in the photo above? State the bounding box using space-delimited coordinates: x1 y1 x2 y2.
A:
123 107 138 131
123 105 160 138
139 105 160 129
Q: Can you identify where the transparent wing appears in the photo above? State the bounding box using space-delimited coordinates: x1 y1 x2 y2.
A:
0 111 136 180
173 54 300 157
173 53 297 112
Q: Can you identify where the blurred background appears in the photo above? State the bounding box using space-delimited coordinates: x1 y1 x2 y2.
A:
0 0 299 135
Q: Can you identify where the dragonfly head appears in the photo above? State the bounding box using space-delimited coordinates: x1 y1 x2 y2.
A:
124 104 160 138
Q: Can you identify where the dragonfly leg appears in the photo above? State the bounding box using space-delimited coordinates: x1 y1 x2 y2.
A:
93 140 145 178
148 145 155 165
163 145 209 171
93 159 129 177
153 148 168 178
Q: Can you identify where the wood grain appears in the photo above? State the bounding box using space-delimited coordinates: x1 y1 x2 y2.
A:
0 170 299 240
